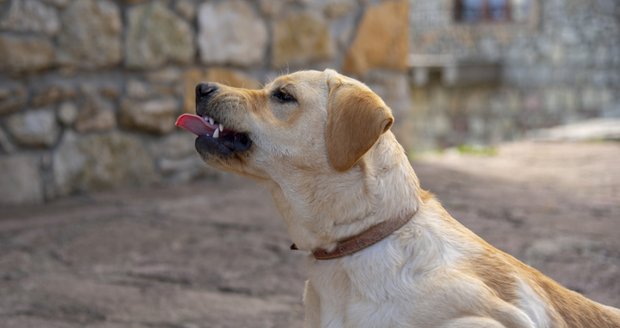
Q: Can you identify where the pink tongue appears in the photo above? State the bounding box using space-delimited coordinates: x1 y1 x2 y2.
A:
175 114 216 136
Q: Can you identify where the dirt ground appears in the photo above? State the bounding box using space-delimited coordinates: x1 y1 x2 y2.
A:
1 141 619 327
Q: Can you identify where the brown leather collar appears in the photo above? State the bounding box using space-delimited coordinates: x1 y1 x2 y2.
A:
291 210 416 260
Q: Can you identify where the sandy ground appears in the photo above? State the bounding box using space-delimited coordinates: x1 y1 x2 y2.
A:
0 141 619 327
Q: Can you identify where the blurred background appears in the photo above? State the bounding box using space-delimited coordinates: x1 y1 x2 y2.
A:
0 0 618 327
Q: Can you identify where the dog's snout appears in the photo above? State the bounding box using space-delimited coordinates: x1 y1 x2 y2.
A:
196 83 218 100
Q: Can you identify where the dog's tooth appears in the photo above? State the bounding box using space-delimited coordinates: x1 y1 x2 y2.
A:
219 124 223 132
209 117 214 125
213 128 219 139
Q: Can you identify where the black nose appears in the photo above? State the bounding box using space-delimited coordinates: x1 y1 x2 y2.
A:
196 83 218 100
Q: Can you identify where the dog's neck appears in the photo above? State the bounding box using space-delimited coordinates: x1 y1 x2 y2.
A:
267 133 421 252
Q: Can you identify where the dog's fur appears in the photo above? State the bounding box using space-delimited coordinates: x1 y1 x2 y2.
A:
195 69 620 327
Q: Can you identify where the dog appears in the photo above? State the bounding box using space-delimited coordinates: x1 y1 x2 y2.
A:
175 69 620 327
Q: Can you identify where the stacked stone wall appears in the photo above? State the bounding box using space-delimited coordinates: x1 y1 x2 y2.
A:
408 0 620 150
0 0 411 204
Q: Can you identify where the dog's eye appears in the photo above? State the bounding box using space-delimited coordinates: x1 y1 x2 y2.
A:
272 89 296 103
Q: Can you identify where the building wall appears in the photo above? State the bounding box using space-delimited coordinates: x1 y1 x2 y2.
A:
0 0 411 204
407 0 620 150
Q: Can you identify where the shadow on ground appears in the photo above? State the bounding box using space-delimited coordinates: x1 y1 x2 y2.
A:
0 141 618 327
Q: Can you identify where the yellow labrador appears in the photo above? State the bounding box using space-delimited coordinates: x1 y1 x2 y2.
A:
176 69 620 328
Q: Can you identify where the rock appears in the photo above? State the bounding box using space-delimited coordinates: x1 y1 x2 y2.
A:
50 133 85 197
57 102 78 126
174 0 196 20
0 0 60 35
41 0 69 7
0 81 27 115
197 0 268 66
31 82 77 107
52 132 157 196
148 132 197 159
57 0 122 68
158 156 216 183
182 68 260 113
0 34 55 72
258 0 290 17
0 154 43 204
5 109 60 148
75 93 117 133
126 79 181 100
120 98 179 134
147 68 183 83
324 0 357 18
272 11 334 67
0 126 16 153
126 79 151 99
342 0 409 75
159 155 196 173
90 83 121 100
125 2 194 69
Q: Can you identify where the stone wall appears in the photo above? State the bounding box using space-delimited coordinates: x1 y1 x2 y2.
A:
0 0 410 204
407 0 620 150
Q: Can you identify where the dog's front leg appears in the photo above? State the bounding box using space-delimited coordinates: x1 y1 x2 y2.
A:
303 280 321 328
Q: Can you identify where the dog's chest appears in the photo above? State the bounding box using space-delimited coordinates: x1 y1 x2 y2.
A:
305 253 426 327
308 278 414 328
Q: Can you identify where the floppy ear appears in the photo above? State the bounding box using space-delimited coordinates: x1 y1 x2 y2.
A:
326 79 394 172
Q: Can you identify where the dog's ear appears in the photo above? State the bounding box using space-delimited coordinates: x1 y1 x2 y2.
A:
326 77 394 172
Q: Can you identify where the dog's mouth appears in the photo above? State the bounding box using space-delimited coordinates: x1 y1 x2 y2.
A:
175 113 252 157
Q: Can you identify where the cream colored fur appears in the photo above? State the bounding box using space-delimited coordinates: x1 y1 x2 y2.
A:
198 69 620 328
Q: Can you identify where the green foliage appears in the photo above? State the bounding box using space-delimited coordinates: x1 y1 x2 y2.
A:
456 144 498 156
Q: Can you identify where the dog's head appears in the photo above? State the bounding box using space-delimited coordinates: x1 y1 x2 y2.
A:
177 69 394 179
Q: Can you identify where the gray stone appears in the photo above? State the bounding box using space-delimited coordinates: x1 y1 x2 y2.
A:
80 80 121 99
125 2 194 69
0 127 16 153
126 79 181 100
120 98 179 134
52 132 157 196
126 79 151 99
75 93 117 133
197 0 268 66
158 155 196 173
0 154 43 204
581 88 609 112
6 109 60 148
31 82 77 107
56 102 78 126
57 0 122 68
0 0 60 35
158 156 215 183
0 34 55 72
0 81 27 115
147 68 183 83
148 133 197 159
41 0 69 7
50 132 85 197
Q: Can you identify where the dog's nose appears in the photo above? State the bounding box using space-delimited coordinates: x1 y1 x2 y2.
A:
196 83 218 100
